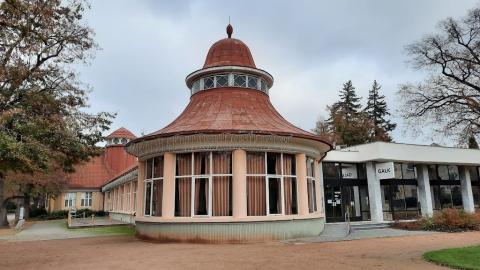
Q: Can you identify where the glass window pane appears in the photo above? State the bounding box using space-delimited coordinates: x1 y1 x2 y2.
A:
440 185 453 208
144 182 152 215
194 152 210 175
283 154 296 175
472 186 480 209
357 163 367 179
216 75 228 87
306 158 315 177
402 163 416 179
381 185 392 221
194 178 209 215
404 185 418 211
268 177 282 214
260 79 267 91
284 177 297 215
267 153 281 175
247 76 257 89
204 76 214 89
146 158 153 179
341 163 358 179
438 165 449 180
153 156 163 178
428 165 438 180
212 151 232 174
192 80 200 92
469 167 479 182
451 185 463 208
394 163 402 179
247 152 265 174
448 166 460 180
175 178 191 216
307 179 317 212
152 180 163 216
212 176 232 216
247 176 266 216
176 153 192 176
234 74 246 87
323 162 340 179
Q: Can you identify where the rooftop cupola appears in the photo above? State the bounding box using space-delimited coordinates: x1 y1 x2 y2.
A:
185 24 274 96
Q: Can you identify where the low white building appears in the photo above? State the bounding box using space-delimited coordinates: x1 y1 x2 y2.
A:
321 142 480 223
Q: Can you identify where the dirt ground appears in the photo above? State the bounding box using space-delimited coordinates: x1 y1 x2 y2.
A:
1 232 479 270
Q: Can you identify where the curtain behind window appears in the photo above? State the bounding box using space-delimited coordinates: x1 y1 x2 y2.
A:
247 176 266 216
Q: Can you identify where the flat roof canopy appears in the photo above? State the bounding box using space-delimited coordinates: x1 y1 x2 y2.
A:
324 142 480 166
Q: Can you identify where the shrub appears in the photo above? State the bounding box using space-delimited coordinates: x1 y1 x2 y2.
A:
420 208 480 232
29 207 48 218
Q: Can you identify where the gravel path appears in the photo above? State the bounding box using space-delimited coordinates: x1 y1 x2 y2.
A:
1 231 479 269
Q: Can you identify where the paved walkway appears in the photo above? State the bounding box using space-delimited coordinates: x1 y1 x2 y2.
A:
1 232 479 270
0 219 133 242
283 223 436 244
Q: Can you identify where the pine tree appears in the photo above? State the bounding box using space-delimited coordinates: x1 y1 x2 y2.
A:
468 135 479 149
327 80 370 146
364 80 396 142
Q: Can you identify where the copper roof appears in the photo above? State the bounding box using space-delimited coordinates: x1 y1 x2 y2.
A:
106 127 137 139
142 88 328 144
129 27 332 148
203 38 256 69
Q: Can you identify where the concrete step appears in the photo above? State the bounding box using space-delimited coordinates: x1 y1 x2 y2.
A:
351 222 390 230
321 223 350 237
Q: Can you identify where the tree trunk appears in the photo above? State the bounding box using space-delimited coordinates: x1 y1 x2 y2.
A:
0 178 8 227
24 193 30 220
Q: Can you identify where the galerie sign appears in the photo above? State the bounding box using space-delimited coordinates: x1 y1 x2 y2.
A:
376 162 395 179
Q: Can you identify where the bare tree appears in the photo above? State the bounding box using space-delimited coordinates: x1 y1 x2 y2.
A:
399 7 480 143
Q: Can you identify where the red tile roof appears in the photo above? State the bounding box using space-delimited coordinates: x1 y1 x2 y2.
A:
106 127 137 139
67 154 114 189
67 143 137 189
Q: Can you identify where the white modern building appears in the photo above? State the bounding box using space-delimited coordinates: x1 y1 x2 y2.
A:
321 142 480 223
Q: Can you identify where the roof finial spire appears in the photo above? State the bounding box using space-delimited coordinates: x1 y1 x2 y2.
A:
226 17 233 38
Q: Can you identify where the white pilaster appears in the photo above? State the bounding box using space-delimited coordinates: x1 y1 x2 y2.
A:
416 164 433 217
459 166 475 213
366 162 383 222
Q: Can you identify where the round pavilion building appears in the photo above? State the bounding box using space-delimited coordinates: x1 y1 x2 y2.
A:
126 25 332 242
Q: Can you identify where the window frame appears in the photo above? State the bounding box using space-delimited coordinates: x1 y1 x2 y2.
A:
306 157 317 213
80 192 92 208
246 152 299 216
175 151 233 217
64 192 76 208
144 156 164 217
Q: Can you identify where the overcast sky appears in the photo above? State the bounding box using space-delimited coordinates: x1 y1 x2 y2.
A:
77 0 479 145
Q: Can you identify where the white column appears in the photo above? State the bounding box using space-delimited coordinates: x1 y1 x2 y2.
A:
296 153 309 215
232 149 247 218
459 166 475 213
416 164 433 217
366 162 383 222
162 152 176 218
315 160 324 216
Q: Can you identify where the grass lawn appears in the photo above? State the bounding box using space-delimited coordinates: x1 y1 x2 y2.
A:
424 245 480 270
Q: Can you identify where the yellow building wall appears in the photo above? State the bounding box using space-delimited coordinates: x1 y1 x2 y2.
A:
48 191 104 212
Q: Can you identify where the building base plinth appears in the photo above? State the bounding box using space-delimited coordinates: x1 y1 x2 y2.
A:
135 217 325 243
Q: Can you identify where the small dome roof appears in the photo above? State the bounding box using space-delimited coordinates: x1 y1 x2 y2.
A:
106 127 136 139
203 38 256 69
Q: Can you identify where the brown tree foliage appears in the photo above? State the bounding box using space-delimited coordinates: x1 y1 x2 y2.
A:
399 6 480 143
0 0 113 226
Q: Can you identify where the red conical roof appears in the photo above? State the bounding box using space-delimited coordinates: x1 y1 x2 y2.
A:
129 26 332 149
106 127 136 139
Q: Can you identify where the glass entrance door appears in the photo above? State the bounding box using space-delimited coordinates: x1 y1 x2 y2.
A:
325 185 370 222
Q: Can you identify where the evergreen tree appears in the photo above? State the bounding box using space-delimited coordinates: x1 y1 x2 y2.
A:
468 135 479 149
364 80 396 142
327 80 371 146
